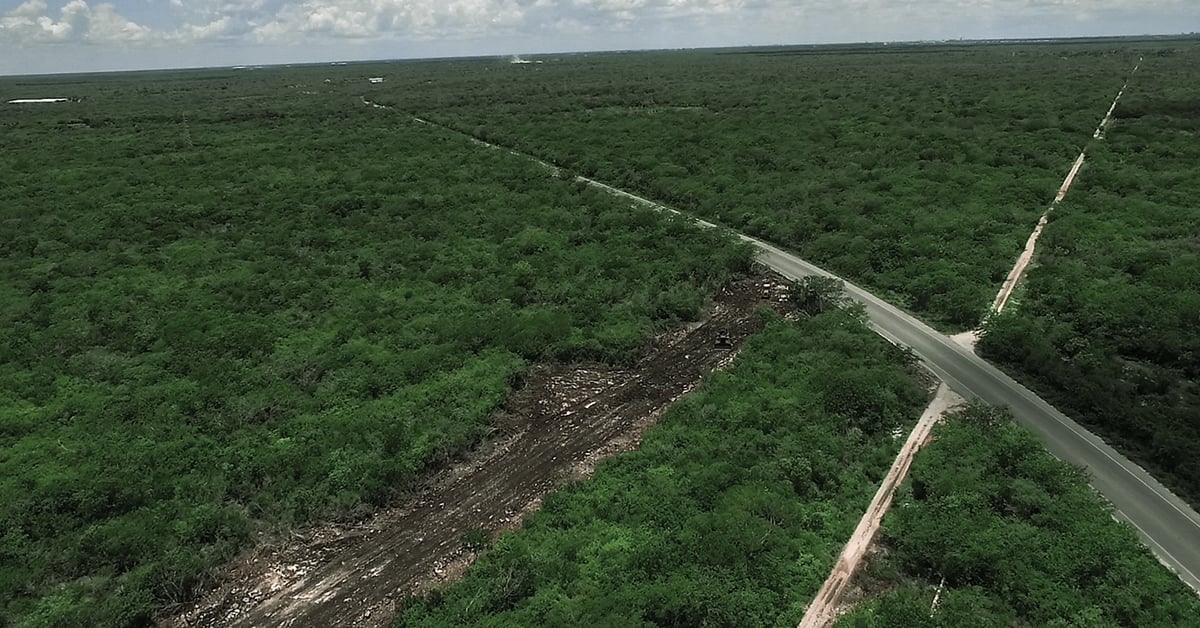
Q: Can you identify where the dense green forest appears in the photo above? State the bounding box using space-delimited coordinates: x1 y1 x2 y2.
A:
979 45 1200 506
395 313 1194 627
838 406 1200 627
0 73 750 625
4 40 1197 626
367 44 1161 328
395 308 929 626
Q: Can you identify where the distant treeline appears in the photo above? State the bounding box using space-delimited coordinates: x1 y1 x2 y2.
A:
724 34 1200 57
0 71 750 626
980 44 1200 507
373 41 1159 329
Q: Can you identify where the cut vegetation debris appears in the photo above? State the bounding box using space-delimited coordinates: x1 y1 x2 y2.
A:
169 277 788 628
0 71 750 627
395 306 931 626
2 40 1197 627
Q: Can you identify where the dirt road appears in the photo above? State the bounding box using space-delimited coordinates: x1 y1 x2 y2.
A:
1094 57 1141 140
163 278 788 628
365 88 1200 594
989 60 1141 315
798 384 963 628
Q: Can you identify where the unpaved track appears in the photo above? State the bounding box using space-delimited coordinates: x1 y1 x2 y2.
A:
989 59 1141 314
363 101 1200 592
163 279 785 628
798 385 964 628
1094 57 1141 140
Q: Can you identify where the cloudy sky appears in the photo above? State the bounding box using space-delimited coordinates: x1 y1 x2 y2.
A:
1 0 1197 75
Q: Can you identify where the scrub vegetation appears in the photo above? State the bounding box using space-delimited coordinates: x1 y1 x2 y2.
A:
837 405 1200 627
395 308 929 626
371 42 1157 329
979 44 1200 507
2 39 1197 627
395 314 1192 627
0 72 749 626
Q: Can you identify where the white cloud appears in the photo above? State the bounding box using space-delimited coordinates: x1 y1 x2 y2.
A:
252 0 530 42
88 3 154 43
1 0 274 45
2 0 1197 59
1 0 154 44
177 15 234 41
8 0 48 19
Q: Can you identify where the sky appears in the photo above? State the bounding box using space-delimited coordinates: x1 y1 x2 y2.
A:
1 0 1198 75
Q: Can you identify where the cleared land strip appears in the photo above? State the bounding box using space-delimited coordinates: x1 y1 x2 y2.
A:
989 59 1142 316
1094 56 1142 140
988 152 1084 315
798 384 964 628
366 100 1200 592
166 281 783 627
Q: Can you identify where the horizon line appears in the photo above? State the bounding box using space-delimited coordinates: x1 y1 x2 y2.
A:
2 31 1197 80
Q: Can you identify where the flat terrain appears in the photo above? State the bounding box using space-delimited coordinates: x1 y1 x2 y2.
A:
838 406 1200 626
3 40 1198 626
800 385 963 628
980 44 1200 508
397 303 930 626
740 223 1200 594
367 40 1200 592
367 43 1153 329
439 109 1200 593
0 67 750 626
167 277 785 627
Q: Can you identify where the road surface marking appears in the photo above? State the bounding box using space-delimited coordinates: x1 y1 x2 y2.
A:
364 97 1200 593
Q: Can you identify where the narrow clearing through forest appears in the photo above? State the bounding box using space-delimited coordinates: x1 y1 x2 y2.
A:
362 92 1200 594
798 385 964 628
988 59 1142 317
164 278 790 628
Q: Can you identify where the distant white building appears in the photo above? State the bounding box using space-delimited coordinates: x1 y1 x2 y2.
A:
368 77 385 84
7 98 69 104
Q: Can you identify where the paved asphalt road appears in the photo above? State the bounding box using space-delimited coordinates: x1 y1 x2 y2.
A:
747 235 1200 593
576 177 1200 593
384 109 1200 593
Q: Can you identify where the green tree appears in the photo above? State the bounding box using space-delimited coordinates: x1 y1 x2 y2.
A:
789 276 850 316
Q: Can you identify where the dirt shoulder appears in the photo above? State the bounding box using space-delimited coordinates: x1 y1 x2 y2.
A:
160 276 790 628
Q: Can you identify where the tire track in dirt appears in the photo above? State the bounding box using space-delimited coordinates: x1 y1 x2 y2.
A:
162 278 790 628
363 91 1200 594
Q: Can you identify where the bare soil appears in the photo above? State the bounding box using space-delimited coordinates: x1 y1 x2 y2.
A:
161 276 790 628
990 60 1140 316
949 330 980 352
798 384 964 628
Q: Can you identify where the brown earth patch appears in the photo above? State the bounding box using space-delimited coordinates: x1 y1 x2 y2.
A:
161 275 790 628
